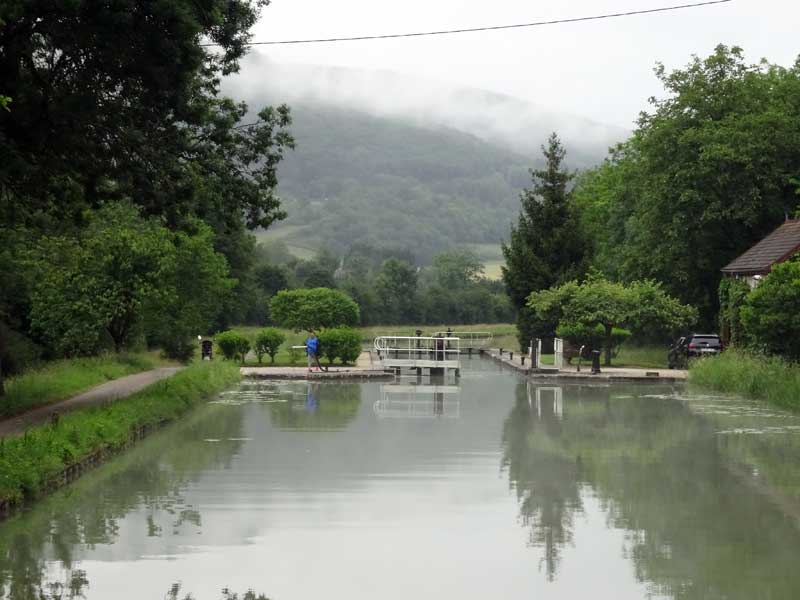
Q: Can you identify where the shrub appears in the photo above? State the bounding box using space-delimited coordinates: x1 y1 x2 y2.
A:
254 328 285 364
215 331 251 363
288 346 301 365
740 258 800 359
318 327 362 365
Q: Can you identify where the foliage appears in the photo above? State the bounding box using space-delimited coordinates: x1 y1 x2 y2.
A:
269 287 360 331
215 331 251 363
254 329 286 364
374 259 419 324
528 275 696 365
502 133 589 349
317 328 362 365
740 259 800 359
556 322 631 355
288 345 302 365
25 204 174 355
146 221 235 361
0 0 293 232
718 277 752 347
0 361 240 507
691 350 800 411
269 104 533 261
1 353 157 418
574 45 800 326
24 204 232 358
432 249 485 288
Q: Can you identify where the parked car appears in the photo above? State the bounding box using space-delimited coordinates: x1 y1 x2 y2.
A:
668 334 724 369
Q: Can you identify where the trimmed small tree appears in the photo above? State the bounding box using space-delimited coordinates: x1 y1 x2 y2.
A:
318 327 362 365
254 328 286 364
215 330 251 363
528 275 696 366
269 288 360 331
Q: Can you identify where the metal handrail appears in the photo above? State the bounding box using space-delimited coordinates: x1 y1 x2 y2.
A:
373 336 461 360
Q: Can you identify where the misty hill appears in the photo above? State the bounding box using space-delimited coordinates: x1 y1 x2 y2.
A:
265 103 533 261
224 59 629 261
225 56 630 167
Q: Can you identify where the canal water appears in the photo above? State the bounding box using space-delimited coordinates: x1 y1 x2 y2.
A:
3 357 800 599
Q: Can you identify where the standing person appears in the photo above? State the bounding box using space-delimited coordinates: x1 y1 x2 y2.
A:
305 330 327 372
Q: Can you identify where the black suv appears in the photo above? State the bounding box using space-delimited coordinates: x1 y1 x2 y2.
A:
668 334 723 369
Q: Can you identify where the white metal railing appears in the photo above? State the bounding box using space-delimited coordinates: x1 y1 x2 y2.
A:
431 331 493 348
374 336 461 362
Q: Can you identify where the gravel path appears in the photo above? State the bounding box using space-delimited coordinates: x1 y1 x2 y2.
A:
0 367 183 437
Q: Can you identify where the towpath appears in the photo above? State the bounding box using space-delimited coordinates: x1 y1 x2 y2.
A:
0 367 183 437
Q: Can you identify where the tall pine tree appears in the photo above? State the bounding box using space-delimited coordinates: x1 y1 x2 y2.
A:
502 133 589 349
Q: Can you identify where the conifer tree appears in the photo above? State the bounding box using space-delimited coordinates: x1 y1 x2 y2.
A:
502 133 589 349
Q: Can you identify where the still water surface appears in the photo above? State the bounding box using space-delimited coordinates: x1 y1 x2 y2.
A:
3 357 800 599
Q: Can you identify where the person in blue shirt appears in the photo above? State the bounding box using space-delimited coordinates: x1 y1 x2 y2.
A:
305 330 326 372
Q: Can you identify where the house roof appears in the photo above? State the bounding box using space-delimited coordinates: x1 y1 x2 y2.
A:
721 219 800 275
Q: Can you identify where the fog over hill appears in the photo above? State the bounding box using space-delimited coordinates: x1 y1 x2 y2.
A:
224 53 630 167
222 56 630 261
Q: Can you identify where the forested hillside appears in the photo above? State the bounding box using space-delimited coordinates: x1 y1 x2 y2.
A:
263 103 534 261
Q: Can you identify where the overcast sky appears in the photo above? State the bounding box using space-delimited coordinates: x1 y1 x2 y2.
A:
246 0 799 128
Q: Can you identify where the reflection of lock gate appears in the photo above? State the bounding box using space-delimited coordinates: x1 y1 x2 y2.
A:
526 382 564 419
373 336 461 377
374 384 461 419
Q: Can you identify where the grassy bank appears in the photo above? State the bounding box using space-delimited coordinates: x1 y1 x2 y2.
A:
690 351 800 410
0 352 173 418
0 360 240 508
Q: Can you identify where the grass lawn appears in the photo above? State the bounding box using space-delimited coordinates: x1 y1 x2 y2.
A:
611 345 669 369
1 351 177 419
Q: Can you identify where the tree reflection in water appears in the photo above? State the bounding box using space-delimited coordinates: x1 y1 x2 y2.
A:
501 383 583 580
0 403 245 600
501 381 800 599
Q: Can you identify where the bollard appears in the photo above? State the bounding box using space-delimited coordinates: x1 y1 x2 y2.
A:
591 350 601 374
510 352 514 361
500 347 504 356
521 355 526 366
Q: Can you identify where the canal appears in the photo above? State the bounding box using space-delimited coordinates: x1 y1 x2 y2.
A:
3 356 800 599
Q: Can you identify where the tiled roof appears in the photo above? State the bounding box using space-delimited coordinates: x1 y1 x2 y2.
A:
721 220 800 275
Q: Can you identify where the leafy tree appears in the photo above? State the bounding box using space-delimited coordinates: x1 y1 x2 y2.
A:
254 264 289 297
528 275 696 366
146 222 235 361
215 330 251 363
254 328 286 364
432 249 485 288
269 288 359 331
575 45 800 326
502 133 590 348
0 1 293 232
740 259 800 359
26 204 174 355
374 259 419 324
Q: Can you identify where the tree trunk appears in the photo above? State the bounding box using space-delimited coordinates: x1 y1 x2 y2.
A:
604 324 613 367
0 356 4 397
